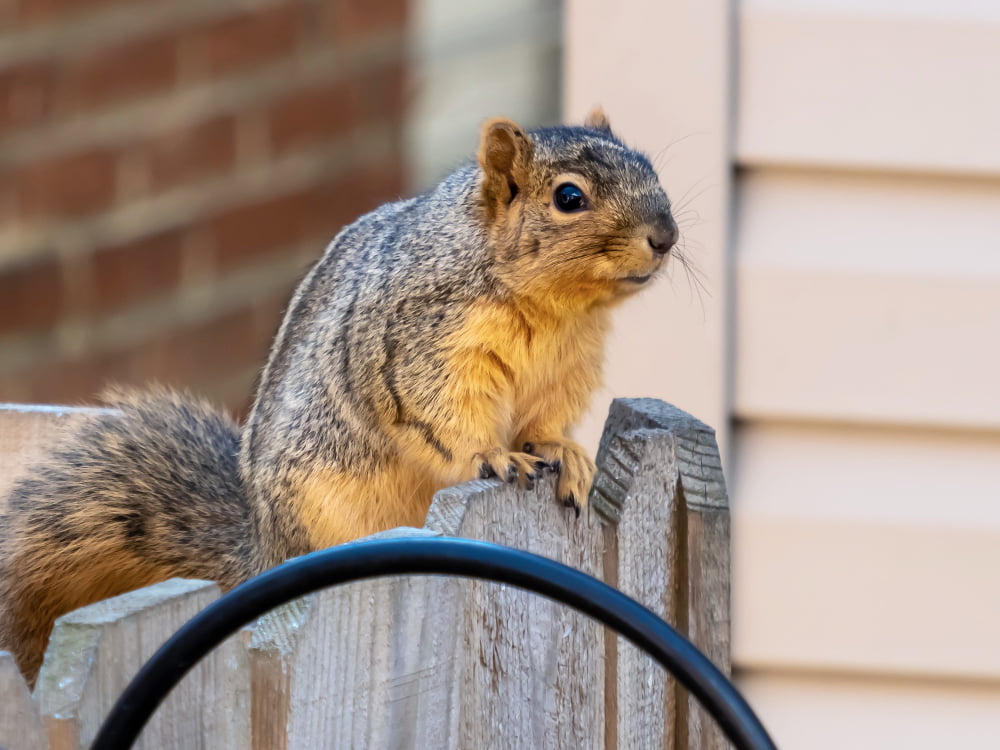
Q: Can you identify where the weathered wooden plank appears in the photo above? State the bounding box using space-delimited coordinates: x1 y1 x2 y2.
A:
592 425 682 749
247 596 308 750
426 475 606 750
0 651 46 750
593 398 732 750
35 578 250 750
247 527 462 750
677 433 730 750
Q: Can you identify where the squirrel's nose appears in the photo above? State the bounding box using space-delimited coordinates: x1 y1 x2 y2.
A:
647 215 678 256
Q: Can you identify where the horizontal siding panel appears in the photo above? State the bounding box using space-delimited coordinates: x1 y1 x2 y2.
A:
737 2 1000 174
739 670 1000 750
732 423 1000 680
735 170 1000 428
735 269 1000 427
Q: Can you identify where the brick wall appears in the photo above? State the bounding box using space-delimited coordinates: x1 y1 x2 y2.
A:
0 0 408 414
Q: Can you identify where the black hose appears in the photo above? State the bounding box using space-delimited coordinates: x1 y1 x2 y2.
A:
90 536 777 750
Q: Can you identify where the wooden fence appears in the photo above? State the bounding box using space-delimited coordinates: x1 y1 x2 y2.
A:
0 398 731 749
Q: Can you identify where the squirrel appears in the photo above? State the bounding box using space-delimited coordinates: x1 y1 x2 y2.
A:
0 109 678 685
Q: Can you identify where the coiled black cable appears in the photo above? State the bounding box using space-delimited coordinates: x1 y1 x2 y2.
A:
91 536 777 750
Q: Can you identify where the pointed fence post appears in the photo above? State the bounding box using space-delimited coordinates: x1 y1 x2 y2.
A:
0 652 46 750
592 397 731 750
34 579 250 750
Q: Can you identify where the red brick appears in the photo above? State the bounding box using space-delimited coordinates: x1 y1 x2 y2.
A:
224 162 405 255
253 286 294 337
267 77 361 155
141 115 236 192
58 33 177 113
120 298 281 392
359 60 407 120
0 60 55 133
329 0 407 40
15 0 124 25
90 230 185 313
200 368 259 417
15 148 116 219
0 255 65 335
0 346 133 405
164 306 269 380
0 294 282 405
208 189 315 270
313 160 404 229
192 3 301 78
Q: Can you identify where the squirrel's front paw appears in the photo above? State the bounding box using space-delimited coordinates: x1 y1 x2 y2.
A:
522 439 596 517
474 448 548 490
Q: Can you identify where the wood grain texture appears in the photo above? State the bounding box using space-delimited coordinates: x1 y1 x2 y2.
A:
684 497 730 750
427 476 606 750
248 527 463 750
0 651 46 750
244 399 730 749
597 426 681 749
35 578 250 750
593 398 731 750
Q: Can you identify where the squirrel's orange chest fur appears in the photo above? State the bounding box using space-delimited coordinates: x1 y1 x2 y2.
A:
448 298 609 447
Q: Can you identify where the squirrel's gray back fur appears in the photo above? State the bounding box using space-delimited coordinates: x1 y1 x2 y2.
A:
241 164 493 558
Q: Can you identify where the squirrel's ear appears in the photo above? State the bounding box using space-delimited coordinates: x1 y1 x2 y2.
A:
584 107 613 132
478 118 534 214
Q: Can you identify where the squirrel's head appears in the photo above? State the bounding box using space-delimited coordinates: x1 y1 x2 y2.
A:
477 108 677 307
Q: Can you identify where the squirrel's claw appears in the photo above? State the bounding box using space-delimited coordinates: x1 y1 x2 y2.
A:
504 463 519 483
473 449 543 490
518 438 595 516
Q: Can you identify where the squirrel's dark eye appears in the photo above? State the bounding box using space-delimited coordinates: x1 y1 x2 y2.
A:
553 182 586 213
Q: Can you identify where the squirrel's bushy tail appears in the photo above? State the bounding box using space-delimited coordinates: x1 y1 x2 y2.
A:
0 387 260 685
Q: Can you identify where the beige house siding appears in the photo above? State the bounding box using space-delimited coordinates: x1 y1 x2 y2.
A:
564 0 733 456
568 0 1000 746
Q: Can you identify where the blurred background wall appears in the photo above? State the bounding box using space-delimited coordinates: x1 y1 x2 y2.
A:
4 0 999 746
406 0 560 187
0 0 561 414
0 0 409 411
